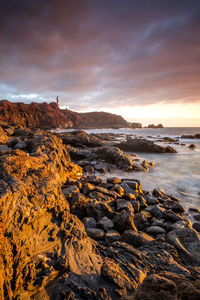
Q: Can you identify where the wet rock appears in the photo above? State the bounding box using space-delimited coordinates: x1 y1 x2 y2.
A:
169 220 192 231
86 228 105 240
131 201 140 213
147 197 159 205
121 230 154 248
95 186 117 198
189 207 200 213
146 226 166 235
112 184 125 197
123 180 139 191
105 229 121 245
137 195 148 209
94 146 134 170
82 217 96 229
163 210 183 222
189 143 196 149
116 137 177 153
166 263 192 277
113 209 137 233
87 200 115 220
163 199 185 213
134 212 151 231
149 205 165 219
116 199 133 211
133 274 178 300
166 228 200 266
97 217 114 231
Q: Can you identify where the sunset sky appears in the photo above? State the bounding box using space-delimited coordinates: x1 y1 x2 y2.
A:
0 0 200 126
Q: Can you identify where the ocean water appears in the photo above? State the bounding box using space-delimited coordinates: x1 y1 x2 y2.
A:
58 127 200 210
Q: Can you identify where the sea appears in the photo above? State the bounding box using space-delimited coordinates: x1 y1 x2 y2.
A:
57 127 200 210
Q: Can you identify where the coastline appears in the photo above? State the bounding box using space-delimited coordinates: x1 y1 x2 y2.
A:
0 125 200 299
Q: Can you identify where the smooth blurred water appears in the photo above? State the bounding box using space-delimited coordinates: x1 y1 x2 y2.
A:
57 127 200 209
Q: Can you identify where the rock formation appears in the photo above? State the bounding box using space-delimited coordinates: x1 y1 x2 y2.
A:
1 125 200 299
0 100 129 129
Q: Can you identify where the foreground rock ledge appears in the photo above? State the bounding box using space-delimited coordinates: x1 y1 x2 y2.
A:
0 126 200 300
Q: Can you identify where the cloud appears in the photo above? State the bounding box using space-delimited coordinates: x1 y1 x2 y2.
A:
0 0 200 111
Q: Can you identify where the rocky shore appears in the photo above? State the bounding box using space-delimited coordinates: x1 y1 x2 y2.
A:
0 126 200 299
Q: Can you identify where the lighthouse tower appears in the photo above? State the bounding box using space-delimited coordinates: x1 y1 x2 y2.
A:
56 96 60 107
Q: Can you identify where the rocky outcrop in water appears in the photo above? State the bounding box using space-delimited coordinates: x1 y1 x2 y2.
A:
1 126 200 299
116 137 177 153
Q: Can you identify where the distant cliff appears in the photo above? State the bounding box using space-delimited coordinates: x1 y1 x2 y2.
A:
0 100 129 129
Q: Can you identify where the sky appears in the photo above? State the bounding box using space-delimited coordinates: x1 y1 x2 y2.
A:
0 0 200 126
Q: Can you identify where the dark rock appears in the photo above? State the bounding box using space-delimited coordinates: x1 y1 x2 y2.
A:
94 146 134 171
166 228 200 266
84 165 95 174
147 197 159 205
194 214 200 222
116 199 133 211
116 138 176 153
133 274 178 300
105 229 121 245
86 228 105 240
97 217 114 231
163 210 183 222
146 226 166 235
189 143 196 149
193 222 200 232
121 230 154 248
163 199 185 213
134 212 151 231
131 201 140 213
113 209 137 233
82 217 97 229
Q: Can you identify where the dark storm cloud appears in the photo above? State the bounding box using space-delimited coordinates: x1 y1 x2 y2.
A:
0 0 200 110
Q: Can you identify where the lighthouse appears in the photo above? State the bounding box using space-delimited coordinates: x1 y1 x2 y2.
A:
56 96 60 107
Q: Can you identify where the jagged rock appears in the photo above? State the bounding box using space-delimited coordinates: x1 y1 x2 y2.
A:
134 212 151 231
97 217 114 231
133 274 178 300
113 209 137 233
163 199 185 213
94 146 134 170
147 197 159 205
121 230 154 248
166 228 200 266
101 258 133 293
116 199 133 211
